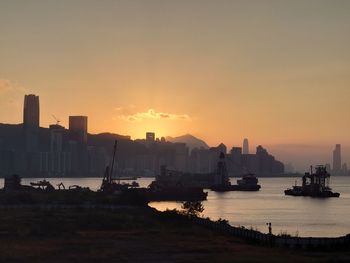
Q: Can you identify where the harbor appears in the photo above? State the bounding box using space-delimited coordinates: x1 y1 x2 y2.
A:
1 176 349 238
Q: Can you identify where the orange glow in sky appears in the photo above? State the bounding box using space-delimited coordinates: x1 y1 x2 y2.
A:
0 1 349 150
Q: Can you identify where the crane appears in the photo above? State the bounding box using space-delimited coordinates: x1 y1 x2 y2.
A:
52 114 61 125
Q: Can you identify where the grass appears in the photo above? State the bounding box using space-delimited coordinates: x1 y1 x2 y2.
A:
0 207 349 262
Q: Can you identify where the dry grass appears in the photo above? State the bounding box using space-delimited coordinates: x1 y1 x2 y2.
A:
0 208 349 263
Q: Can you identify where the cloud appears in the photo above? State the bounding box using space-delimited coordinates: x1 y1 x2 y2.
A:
0 79 14 93
0 78 25 94
117 108 192 122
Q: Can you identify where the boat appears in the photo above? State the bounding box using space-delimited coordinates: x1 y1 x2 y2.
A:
284 165 340 198
210 153 261 192
143 165 208 201
100 140 206 201
145 180 208 201
233 173 261 191
210 174 261 192
100 140 139 193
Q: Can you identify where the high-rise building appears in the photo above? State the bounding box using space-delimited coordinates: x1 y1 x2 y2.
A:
146 132 155 142
146 132 155 147
68 116 88 176
49 124 65 152
69 116 88 144
333 144 341 174
230 147 242 175
23 94 40 129
23 94 40 151
243 138 249 154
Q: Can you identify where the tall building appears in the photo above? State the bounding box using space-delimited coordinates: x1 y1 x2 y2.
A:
146 132 155 147
146 132 155 142
333 144 341 174
23 94 40 129
50 124 65 152
69 116 88 144
230 147 242 165
23 94 40 151
230 147 243 175
243 138 249 154
68 116 88 176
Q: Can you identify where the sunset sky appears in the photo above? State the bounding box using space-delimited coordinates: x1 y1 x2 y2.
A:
0 1 349 170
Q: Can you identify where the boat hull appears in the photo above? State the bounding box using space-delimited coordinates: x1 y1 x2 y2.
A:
210 184 261 192
284 189 340 198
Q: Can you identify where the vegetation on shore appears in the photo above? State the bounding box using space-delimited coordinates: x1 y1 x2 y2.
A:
0 206 350 262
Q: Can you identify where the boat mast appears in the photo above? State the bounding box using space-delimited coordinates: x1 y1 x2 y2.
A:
109 140 117 184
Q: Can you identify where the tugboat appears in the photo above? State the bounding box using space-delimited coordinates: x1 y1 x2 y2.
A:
284 165 340 198
232 173 261 191
210 153 261 192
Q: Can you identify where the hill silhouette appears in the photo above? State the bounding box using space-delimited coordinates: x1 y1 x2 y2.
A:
166 134 209 150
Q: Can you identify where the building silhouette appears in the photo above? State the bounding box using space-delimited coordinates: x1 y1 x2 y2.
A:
243 138 249 155
23 94 40 151
333 144 341 175
0 95 285 178
146 132 155 147
69 116 88 145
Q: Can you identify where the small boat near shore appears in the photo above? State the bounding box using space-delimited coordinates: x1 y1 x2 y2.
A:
284 165 340 198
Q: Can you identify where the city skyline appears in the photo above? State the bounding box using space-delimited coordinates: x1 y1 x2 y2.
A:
1 93 349 173
0 93 285 177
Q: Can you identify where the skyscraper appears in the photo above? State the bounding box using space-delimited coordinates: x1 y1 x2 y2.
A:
243 138 249 154
50 124 65 152
333 144 341 174
69 116 88 144
23 94 40 151
146 132 155 142
146 132 155 147
23 94 40 128
69 116 88 176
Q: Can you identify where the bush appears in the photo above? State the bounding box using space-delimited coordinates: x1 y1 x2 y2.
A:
181 201 204 218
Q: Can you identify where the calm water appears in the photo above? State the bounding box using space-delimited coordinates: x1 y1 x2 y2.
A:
1 176 349 237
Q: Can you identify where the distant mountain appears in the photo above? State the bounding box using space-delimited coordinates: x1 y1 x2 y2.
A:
166 134 209 150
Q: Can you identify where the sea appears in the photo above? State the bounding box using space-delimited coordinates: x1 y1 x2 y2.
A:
1 176 349 238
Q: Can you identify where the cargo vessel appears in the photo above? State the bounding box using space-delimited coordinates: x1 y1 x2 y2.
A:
100 140 208 201
143 165 208 201
284 165 340 198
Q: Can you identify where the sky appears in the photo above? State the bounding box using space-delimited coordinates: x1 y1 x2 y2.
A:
0 0 349 171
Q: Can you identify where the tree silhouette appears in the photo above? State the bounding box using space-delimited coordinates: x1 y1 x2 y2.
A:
181 201 204 217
